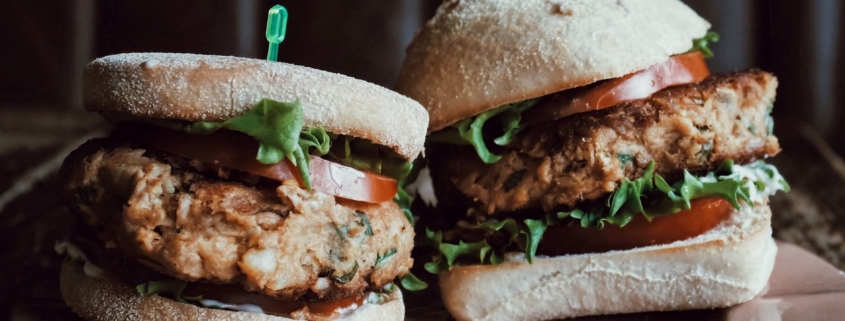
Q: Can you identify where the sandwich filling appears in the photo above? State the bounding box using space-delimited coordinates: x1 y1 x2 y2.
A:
418 33 790 272
60 98 426 320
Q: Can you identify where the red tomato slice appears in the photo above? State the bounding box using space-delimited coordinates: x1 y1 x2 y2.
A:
134 128 398 204
525 52 710 124
537 197 734 256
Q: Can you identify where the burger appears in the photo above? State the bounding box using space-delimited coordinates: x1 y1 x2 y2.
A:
57 53 429 320
395 0 789 320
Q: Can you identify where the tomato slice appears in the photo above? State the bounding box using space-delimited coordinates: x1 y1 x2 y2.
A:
134 128 398 204
536 197 734 256
524 52 710 124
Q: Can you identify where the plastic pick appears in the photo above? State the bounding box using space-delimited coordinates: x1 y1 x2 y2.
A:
266 5 288 62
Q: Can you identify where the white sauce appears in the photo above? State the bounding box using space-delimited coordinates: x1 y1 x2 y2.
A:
719 161 789 203
405 165 438 207
54 240 111 280
337 291 382 318
198 299 264 314
335 303 360 318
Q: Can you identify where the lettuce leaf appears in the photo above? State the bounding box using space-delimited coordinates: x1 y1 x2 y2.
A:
428 99 539 164
688 31 720 59
148 99 411 188
423 216 550 274
326 135 411 180
164 99 320 189
136 279 200 303
399 272 428 291
424 160 789 272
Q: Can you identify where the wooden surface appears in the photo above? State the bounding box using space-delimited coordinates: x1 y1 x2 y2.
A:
1 108 843 319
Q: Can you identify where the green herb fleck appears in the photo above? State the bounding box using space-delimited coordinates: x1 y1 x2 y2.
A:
617 153 635 170
375 248 397 267
355 211 374 236
331 261 359 284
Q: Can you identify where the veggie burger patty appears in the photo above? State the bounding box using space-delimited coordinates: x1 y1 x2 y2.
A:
61 137 414 301
431 70 780 217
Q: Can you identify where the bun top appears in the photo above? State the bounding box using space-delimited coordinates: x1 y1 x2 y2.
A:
84 53 428 160
395 0 710 132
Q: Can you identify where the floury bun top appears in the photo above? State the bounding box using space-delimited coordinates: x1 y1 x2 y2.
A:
395 0 709 132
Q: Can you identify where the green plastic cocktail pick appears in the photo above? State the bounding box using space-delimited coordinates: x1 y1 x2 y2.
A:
265 5 288 61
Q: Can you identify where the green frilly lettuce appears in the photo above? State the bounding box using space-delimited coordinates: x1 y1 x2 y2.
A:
424 160 789 273
156 98 410 189
160 99 324 189
428 99 539 164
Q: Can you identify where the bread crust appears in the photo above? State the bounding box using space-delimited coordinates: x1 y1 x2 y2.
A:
83 53 427 160
60 260 405 321
395 0 710 132
439 203 776 321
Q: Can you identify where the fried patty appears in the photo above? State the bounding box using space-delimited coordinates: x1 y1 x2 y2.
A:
431 70 781 216
60 138 413 301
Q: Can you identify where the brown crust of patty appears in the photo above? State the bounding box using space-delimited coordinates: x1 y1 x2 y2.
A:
60 137 413 301
431 70 781 216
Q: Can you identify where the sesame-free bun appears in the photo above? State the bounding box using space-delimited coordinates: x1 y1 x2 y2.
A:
60 260 405 321
83 53 427 160
439 203 776 321
395 0 710 132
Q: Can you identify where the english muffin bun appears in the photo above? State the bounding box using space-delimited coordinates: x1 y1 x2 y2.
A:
84 53 427 160
60 260 405 321
395 0 710 131
439 203 777 321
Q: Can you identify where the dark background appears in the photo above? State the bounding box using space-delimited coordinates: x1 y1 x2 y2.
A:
1 0 843 152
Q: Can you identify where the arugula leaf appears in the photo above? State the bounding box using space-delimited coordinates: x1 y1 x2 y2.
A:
428 99 539 164
688 31 720 59
136 279 201 303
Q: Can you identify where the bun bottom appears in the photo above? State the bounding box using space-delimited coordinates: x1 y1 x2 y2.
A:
60 260 405 321
439 204 776 321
